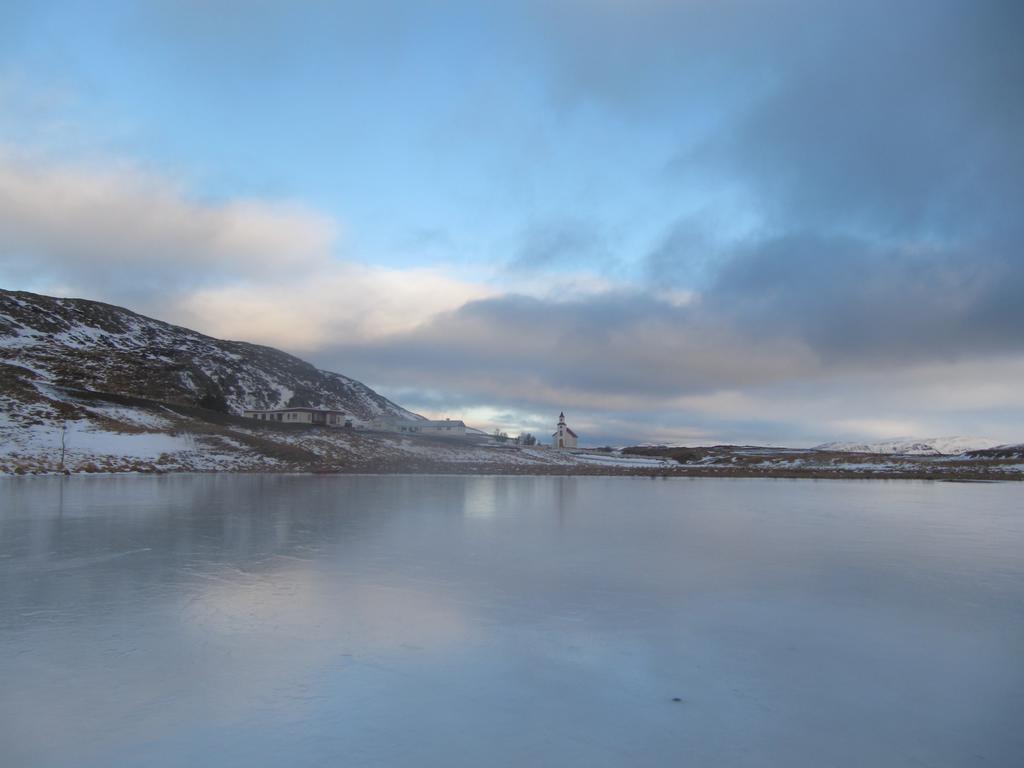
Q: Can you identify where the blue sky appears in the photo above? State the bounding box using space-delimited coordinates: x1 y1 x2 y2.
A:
2 1 1023 445
2 2 684 274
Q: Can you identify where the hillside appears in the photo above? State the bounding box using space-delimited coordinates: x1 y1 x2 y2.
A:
0 289 419 423
813 437 1003 456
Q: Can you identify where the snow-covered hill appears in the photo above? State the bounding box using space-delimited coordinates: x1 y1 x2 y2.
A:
0 289 419 423
814 436 1003 456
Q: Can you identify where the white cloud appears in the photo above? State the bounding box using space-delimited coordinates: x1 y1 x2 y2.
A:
175 266 495 350
0 147 334 276
0 147 494 349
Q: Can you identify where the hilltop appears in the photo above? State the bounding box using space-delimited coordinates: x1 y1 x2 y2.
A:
0 289 418 423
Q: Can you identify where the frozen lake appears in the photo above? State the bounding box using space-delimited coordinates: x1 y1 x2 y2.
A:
1 475 1022 767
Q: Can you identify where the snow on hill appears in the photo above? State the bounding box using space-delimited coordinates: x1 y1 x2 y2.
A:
0 289 419 424
814 436 1004 456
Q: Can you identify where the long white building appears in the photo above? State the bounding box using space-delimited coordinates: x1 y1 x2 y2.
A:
243 407 348 427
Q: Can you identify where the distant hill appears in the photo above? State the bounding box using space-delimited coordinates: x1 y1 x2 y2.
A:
0 288 419 423
813 437 1004 456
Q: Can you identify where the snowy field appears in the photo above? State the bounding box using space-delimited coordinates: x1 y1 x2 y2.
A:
2 475 1022 767
2 384 1022 478
0 391 685 475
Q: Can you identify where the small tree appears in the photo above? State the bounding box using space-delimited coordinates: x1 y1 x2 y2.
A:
520 432 536 446
196 385 229 413
286 392 314 408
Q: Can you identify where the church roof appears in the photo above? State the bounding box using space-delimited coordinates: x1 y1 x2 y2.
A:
553 411 577 439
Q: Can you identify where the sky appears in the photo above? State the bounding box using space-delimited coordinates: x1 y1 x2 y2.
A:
1 0 1022 446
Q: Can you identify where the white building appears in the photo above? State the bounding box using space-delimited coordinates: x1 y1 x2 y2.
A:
552 411 578 450
243 407 347 427
371 416 467 438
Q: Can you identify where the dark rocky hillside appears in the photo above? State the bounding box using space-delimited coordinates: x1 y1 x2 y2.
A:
0 289 419 423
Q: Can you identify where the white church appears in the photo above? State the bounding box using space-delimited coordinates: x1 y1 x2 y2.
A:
552 412 578 450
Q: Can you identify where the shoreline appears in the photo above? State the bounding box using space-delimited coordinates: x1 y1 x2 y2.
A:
4 464 1021 482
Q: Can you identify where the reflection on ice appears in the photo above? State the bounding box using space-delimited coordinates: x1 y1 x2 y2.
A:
1 475 1022 767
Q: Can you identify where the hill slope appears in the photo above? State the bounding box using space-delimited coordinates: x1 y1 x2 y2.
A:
813 437 1002 456
0 289 418 423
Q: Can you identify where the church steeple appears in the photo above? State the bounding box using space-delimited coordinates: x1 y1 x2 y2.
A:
553 411 577 450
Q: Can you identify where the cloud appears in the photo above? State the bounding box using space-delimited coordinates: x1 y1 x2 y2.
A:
706 232 1024 365
534 0 804 116
315 246 1024 444
0 149 333 281
644 214 723 290
176 266 495 350
319 291 821 407
0 148 493 348
541 1 1023 243
324 224 1024 415
679 2 1024 240
380 349 1024 447
507 218 610 272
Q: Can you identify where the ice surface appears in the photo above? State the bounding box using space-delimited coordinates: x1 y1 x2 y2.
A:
1 476 1022 767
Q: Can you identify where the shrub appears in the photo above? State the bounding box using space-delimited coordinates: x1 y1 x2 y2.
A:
196 386 229 413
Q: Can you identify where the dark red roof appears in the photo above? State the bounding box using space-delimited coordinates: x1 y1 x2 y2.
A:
565 428 577 438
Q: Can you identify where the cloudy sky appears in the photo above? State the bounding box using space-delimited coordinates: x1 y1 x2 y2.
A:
2 1 1022 446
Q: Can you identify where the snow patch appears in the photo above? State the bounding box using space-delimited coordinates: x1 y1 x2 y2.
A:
815 436 1003 456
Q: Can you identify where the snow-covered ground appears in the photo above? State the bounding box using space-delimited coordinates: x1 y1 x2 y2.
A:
1 380 1020 478
814 436 1003 455
0 385 679 475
